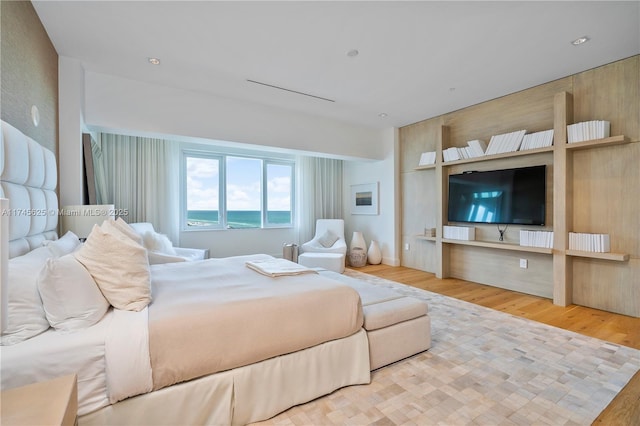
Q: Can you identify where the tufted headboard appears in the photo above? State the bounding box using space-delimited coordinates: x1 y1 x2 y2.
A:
0 120 58 258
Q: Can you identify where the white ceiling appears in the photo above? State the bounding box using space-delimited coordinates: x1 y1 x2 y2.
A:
32 1 640 130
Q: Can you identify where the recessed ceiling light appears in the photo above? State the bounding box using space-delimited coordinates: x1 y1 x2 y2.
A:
378 112 388 118
148 57 161 65
571 36 589 46
346 49 359 58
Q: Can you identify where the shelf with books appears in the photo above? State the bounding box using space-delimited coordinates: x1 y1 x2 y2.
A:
565 250 629 262
565 134 630 151
440 146 553 167
442 238 553 254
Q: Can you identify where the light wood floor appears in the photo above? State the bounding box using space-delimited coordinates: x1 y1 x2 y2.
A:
353 264 640 425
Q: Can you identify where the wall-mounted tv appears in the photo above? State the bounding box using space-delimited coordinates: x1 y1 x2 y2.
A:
448 165 546 225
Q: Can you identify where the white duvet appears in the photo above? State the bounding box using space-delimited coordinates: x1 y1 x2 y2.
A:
1 307 151 415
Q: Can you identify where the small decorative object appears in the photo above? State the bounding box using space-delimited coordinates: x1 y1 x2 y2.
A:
350 231 366 251
367 240 382 265
349 231 367 266
349 248 367 267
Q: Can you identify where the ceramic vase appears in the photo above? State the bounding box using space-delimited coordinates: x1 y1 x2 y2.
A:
349 231 367 266
350 231 366 251
367 240 382 265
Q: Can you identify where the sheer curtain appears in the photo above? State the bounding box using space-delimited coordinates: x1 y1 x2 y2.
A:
92 133 180 243
297 156 343 244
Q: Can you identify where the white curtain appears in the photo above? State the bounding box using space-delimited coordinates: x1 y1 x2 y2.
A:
92 133 180 243
297 156 343 244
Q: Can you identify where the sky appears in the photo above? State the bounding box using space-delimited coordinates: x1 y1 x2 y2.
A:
186 156 291 211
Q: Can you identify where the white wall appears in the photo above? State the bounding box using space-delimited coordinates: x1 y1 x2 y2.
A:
57 66 399 259
84 72 387 161
343 128 400 266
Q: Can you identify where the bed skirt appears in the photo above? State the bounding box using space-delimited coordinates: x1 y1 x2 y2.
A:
79 328 370 425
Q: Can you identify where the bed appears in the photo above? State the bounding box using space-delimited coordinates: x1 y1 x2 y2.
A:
0 120 371 425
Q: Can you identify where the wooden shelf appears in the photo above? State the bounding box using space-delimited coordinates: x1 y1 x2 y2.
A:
414 163 436 171
441 146 553 167
416 235 436 241
566 250 629 262
442 238 553 254
565 135 629 151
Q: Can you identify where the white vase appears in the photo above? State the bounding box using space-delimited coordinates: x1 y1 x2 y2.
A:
350 231 366 251
367 240 382 264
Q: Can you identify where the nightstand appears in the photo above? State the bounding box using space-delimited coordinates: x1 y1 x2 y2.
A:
1 374 78 426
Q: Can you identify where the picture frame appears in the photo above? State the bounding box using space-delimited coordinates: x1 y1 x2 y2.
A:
351 182 379 215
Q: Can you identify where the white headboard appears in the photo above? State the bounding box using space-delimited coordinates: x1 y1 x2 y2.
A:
0 120 58 258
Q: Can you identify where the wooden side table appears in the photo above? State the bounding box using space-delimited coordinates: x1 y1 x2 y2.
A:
1 374 78 426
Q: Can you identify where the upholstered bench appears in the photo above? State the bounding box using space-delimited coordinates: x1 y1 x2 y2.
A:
319 271 431 370
363 296 430 370
298 252 345 273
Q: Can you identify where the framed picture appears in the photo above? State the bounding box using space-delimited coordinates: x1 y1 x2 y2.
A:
351 182 379 215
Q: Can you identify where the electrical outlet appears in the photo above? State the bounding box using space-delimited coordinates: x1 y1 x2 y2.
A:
404 243 410 251
519 258 528 269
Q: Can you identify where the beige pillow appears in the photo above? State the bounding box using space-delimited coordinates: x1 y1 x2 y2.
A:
318 230 339 248
108 217 144 245
74 223 151 311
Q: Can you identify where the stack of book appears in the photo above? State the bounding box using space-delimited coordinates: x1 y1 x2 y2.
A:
484 129 527 155
443 225 475 241
567 120 610 143
519 230 554 248
422 228 436 237
519 129 554 151
418 151 436 166
442 140 488 162
569 232 610 252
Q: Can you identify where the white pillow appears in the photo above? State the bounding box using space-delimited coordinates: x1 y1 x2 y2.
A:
147 251 187 265
0 246 53 345
108 217 144 246
37 254 110 331
43 231 81 256
74 223 151 312
318 230 339 248
142 231 176 255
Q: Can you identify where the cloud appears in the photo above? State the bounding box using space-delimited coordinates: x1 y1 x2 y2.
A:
187 157 219 178
267 176 291 193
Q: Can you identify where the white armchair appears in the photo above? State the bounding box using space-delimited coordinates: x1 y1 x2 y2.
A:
128 222 209 264
298 219 347 273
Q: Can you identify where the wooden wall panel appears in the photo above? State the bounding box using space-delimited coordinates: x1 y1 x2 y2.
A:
449 245 553 298
399 118 442 173
442 78 571 150
399 55 639 317
573 56 639 141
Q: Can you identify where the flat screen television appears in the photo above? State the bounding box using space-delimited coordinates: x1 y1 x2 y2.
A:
448 165 546 225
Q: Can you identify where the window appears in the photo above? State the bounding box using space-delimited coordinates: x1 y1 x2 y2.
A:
265 162 293 226
183 151 294 230
185 155 221 227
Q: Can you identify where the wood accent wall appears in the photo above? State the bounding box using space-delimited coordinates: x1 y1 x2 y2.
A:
1 1 58 154
400 56 639 317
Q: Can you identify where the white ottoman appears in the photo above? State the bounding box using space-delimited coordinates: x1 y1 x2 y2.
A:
297 252 345 274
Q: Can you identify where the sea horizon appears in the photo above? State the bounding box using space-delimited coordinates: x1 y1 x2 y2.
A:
187 210 290 228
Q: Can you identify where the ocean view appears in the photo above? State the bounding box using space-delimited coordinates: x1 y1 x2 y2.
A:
187 210 291 228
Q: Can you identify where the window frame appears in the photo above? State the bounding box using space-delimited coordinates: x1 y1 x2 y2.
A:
263 159 295 228
181 149 295 231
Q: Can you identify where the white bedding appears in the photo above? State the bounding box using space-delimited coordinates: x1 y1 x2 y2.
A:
2 255 367 418
1 307 151 416
2 310 112 415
